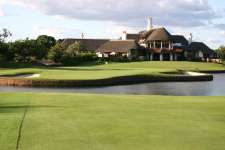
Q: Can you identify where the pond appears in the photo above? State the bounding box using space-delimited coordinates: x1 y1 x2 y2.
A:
0 74 225 96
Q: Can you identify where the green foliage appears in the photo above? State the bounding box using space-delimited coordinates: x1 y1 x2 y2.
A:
9 39 37 63
0 28 12 42
61 52 98 65
0 29 12 61
65 41 84 57
59 41 97 65
48 43 65 63
217 46 225 60
36 35 56 59
36 35 56 49
0 42 9 61
0 29 56 63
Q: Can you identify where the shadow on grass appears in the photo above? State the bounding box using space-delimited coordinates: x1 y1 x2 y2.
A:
0 105 62 113
0 61 105 69
44 67 139 71
0 62 140 72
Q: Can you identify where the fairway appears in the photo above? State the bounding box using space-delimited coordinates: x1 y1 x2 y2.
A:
0 93 225 150
0 62 225 80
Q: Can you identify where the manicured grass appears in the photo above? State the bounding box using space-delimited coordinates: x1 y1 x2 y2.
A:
0 62 224 80
0 93 225 150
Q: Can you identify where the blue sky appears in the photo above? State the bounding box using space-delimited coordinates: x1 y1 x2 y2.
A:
0 0 225 49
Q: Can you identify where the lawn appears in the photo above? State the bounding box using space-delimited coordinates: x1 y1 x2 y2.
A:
0 93 225 150
0 61 224 80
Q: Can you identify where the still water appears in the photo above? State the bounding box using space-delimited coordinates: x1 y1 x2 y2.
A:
0 74 225 96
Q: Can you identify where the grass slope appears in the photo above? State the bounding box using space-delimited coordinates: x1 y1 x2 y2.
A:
0 93 224 150
0 62 224 80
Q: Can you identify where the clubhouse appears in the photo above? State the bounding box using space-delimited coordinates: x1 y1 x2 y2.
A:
62 18 216 61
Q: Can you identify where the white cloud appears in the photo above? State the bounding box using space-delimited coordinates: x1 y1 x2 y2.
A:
3 0 224 48
33 26 62 37
100 22 143 39
32 26 82 39
0 9 3 16
8 0 217 28
0 0 4 16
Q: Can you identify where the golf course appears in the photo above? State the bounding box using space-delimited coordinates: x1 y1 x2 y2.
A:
0 62 225 150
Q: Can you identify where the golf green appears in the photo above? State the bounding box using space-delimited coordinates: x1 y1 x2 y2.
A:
0 61 224 80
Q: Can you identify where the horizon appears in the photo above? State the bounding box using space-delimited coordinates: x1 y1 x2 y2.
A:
0 0 225 49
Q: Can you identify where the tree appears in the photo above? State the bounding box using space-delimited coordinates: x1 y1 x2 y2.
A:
36 35 56 59
9 39 43 63
216 46 225 60
48 43 65 63
0 28 12 42
0 42 9 61
36 35 56 49
0 29 12 61
65 41 85 57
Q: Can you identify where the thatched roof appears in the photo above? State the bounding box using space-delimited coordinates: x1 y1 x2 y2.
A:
146 28 171 41
139 29 155 39
61 39 109 51
97 40 138 53
127 34 140 41
171 35 189 46
188 42 215 54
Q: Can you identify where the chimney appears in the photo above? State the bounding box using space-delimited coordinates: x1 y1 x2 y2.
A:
81 33 84 39
122 31 127 40
147 17 153 31
189 33 193 44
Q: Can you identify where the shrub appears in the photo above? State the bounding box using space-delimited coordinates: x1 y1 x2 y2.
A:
217 46 225 61
61 52 98 65
48 43 65 63
66 41 85 56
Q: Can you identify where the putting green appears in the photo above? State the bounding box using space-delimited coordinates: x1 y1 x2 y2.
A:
0 62 224 80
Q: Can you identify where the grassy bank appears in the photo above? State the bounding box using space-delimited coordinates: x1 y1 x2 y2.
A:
0 74 213 87
0 62 224 80
0 93 224 150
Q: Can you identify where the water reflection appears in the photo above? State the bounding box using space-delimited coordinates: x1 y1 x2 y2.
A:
0 74 225 96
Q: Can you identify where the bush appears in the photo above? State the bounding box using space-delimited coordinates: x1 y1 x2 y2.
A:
48 43 65 63
217 46 225 61
66 41 85 56
61 52 98 65
0 42 10 61
9 40 36 63
108 56 130 62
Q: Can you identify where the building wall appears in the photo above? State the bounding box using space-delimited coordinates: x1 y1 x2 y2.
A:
196 51 204 58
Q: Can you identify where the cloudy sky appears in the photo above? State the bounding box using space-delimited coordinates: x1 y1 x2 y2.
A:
0 0 225 48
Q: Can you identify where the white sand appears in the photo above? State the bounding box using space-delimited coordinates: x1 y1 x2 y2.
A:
25 74 40 78
186 72 206 76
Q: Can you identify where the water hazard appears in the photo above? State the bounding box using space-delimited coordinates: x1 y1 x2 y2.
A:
0 74 225 96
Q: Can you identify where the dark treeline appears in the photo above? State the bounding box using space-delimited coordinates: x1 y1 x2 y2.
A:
216 46 225 61
0 29 97 66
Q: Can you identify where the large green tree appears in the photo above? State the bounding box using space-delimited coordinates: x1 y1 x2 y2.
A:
36 35 56 59
9 39 39 63
217 46 225 61
0 28 12 42
0 29 12 61
48 43 65 63
65 41 85 57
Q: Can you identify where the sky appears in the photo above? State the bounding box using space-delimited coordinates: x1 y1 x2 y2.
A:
0 0 225 49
